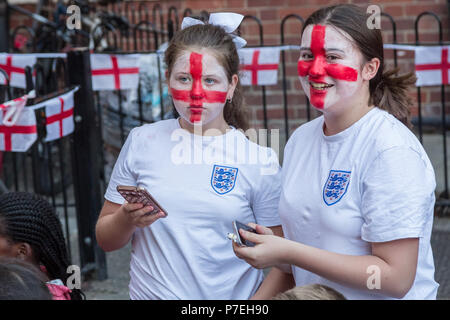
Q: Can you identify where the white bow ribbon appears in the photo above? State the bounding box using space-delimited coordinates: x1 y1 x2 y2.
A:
181 12 247 49
0 90 36 126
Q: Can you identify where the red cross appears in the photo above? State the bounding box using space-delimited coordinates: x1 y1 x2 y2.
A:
0 111 36 151
415 48 449 85
0 56 26 84
46 97 74 138
91 55 139 90
170 52 228 122
241 50 279 85
297 25 358 109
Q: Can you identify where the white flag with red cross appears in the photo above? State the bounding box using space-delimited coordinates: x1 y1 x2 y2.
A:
415 45 450 86
90 54 140 90
0 53 36 88
0 106 37 152
43 89 76 142
239 47 281 86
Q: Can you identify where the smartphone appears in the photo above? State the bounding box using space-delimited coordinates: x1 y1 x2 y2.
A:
116 185 167 217
232 220 256 247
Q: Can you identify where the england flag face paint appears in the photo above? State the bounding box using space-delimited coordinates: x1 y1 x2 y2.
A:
169 50 229 125
297 24 361 111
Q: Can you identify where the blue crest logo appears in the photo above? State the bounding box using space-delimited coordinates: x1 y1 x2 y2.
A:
323 170 351 206
211 165 238 195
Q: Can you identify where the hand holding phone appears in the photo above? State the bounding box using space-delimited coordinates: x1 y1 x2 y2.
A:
116 185 167 217
228 220 257 247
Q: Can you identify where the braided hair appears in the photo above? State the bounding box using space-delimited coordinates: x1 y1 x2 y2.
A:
0 192 84 300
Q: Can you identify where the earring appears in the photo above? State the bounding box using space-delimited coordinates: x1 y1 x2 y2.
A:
227 97 232 104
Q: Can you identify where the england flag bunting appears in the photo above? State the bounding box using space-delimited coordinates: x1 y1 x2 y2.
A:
415 45 450 87
43 89 76 142
0 87 78 152
0 105 37 152
239 47 281 86
0 53 37 88
90 54 140 90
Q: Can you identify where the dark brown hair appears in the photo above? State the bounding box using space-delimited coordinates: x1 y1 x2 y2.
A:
164 22 249 131
302 4 417 128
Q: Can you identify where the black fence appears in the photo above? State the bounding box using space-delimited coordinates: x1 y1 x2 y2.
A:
0 50 106 280
1 1 449 282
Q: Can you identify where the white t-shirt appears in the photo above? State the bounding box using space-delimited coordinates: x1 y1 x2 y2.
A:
279 107 439 300
105 118 281 300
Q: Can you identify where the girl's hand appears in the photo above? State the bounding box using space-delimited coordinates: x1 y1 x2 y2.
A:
232 223 289 269
121 202 165 228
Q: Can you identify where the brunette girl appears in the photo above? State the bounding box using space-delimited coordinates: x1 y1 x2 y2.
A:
234 4 438 300
96 13 283 300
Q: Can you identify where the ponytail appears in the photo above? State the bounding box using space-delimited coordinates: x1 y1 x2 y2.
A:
371 68 417 128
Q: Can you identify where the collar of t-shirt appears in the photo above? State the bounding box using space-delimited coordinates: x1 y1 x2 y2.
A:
321 107 379 143
174 118 238 147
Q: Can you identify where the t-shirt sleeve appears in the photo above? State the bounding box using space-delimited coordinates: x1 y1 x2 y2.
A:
361 146 436 242
251 148 282 227
104 129 137 204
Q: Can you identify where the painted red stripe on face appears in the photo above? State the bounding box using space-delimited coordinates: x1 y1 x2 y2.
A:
297 25 358 109
190 52 204 101
170 52 228 123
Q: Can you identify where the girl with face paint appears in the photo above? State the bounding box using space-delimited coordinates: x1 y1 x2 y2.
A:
234 5 439 300
96 13 284 300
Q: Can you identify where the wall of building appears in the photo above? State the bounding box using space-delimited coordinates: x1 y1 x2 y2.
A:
7 0 450 140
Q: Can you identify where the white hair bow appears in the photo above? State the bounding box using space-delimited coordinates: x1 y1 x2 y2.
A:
181 12 247 48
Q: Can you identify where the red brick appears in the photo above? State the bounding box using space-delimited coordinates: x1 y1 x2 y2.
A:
404 4 447 17
407 32 442 43
395 17 414 31
260 9 278 21
381 4 405 17
185 0 225 10
248 0 272 7
288 0 333 6
264 37 280 45
262 22 283 35
278 7 316 21
227 0 247 8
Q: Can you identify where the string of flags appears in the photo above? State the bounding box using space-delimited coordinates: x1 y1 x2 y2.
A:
0 87 78 152
0 43 447 152
1 45 449 90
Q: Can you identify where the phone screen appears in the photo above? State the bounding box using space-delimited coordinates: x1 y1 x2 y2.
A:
233 221 256 247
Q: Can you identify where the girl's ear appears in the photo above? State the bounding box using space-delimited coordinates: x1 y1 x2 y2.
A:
362 57 380 81
227 74 239 100
14 242 34 262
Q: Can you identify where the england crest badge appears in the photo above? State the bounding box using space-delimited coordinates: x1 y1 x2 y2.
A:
211 165 238 195
323 170 351 206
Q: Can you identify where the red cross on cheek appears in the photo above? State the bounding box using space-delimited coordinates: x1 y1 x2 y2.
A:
297 25 358 109
170 52 228 123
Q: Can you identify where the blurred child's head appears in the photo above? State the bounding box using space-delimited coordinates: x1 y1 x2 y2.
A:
165 20 248 130
0 192 83 300
272 284 347 300
0 257 52 300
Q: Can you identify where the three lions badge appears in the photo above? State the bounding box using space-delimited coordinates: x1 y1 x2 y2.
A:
323 170 351 206
211 165 238 195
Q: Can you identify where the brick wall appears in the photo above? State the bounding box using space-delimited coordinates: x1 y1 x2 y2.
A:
7 0 450 143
